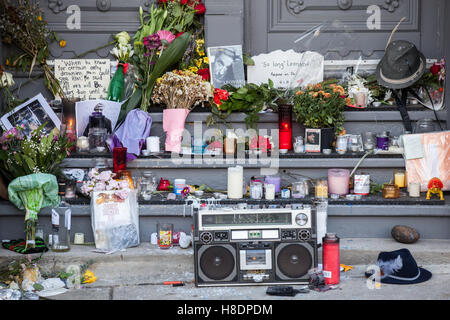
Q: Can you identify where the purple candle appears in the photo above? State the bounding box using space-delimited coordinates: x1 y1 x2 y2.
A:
265 175 281 193
376 135 389 150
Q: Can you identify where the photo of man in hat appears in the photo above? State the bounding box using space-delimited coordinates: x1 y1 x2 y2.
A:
208 45 246 89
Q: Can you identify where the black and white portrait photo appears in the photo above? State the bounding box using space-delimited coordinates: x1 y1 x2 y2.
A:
207 45 246 89
0 94 61 137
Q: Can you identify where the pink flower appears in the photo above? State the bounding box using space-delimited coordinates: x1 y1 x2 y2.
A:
98 170 113 182
94 181 107 192
88 168 99 179
118 180 129 189
156 30 175 47
106 179 119 190
115 189 129 200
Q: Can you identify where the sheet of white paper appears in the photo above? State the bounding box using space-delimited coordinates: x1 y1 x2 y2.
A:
402 134 425 160
75 99 122 137
54 59 111 100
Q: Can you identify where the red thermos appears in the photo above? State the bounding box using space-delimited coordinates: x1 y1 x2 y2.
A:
322 233 340 285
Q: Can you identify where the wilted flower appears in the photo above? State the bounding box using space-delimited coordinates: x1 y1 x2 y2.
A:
0 71 15 88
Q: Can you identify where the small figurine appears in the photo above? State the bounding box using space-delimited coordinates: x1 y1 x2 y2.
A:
426 177 444 200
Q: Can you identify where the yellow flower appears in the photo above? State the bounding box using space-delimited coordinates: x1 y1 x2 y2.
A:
82 270 97 284
5 58 10 66
59 40 66 48
203 57 209 64
189 66 198 73
196 59 202 68
37 16 42 21
197 50 205 57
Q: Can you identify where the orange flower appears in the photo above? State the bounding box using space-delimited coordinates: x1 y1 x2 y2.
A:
314 83 323 90
313 92 319 98
37 16 42 21
59 40 66 48
324 93 331 99
329 84 336 88
296 90 304 95
345 97 352 105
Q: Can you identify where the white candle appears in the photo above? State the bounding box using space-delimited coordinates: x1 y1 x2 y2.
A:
408 182 421 197
265 184 275 200
146 136 160 153
227 166 243 199
74 233 84 245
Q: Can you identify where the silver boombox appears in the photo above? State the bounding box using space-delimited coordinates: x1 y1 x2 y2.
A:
193 205 318 287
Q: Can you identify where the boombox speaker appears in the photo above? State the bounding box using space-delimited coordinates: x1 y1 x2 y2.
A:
275 241 315 281
196 243 238 284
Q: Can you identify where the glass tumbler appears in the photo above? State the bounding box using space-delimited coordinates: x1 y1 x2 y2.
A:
157 223 174 249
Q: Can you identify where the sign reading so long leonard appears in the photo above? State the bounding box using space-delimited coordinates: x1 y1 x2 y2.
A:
247 50 324 89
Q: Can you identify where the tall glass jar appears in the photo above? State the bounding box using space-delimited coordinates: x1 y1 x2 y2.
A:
50 199 71 252
139 171 157 200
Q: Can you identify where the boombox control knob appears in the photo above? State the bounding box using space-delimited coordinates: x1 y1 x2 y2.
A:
298 230 311 241
200 232 213 244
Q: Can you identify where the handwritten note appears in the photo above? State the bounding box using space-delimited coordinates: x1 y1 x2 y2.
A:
55 59 110 100
247 50 324 88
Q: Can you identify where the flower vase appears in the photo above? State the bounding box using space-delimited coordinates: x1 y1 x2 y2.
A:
107 61 126 102
163 109 190 153
18 188 44 249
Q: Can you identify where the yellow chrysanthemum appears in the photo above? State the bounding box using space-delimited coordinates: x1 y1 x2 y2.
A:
82 270 97 284
59 40 66 48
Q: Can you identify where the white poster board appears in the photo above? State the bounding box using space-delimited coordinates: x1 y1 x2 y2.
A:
54 59 110 100
247 50 324 88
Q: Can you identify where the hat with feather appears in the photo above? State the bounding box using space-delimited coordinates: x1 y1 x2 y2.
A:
365 248 432 284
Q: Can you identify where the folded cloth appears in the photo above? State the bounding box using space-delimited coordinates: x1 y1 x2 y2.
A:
2 238 48 254
114 109 152 156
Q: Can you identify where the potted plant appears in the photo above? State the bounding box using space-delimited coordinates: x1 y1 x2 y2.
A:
152 69 212 153
293 81 348 151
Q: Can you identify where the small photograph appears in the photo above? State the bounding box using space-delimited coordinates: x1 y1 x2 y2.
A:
305 128 321 152
1 94 61 137
207 45 246 89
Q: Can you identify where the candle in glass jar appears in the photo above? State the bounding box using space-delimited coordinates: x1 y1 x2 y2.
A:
227 166 243 199
265 175 281 193
408 182 421 197
328 169 350 195
76 136 89 152
224 137 236 155
315 180 328 199
265 184 275 200
394 170 406 188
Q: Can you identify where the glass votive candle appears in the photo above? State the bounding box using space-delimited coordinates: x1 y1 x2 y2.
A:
113 147 128 173
394 169 406 188
76 136 89 153
65 180 76 199
292 180 309 198
250 181 263 200
382 184 399 199
224 137 236 155
328 168 350 195
264 183 276 200
157 223 174 249
315 179 328 199
74 233 85 245
408 182 421 198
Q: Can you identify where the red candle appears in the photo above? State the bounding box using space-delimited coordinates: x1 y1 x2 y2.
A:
113 147 127 173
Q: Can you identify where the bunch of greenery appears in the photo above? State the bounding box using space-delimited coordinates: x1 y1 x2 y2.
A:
0 124 74 183
293 80 348 134
207 80 283 129
0 0 63 97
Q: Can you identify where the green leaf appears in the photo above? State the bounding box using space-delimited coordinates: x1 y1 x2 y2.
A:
243 53 255 66
146 32 191 97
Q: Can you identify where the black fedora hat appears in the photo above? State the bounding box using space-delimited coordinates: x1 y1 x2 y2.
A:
376 40 426 89
365 248 432 285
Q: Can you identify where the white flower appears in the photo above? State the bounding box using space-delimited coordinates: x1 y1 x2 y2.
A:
0 71 14 88
115 31 131 45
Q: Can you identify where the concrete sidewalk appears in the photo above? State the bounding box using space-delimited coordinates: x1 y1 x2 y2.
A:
1 238 450 300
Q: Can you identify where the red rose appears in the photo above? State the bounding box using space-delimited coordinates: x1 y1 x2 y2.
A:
214 88 229 106
181 0 188 4
194 2 206 15
430 63 441 75
158 0 168 3
197 68 210 81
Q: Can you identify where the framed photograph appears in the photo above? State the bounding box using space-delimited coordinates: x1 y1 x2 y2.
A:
305 128 321 153
207 45 246 89
0 93 61 137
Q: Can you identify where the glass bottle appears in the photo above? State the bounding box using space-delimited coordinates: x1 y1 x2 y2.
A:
50 199 71 252
107 62 125 102
88 104 108 153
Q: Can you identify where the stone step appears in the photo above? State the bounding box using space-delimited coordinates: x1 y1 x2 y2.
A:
2 239 449 289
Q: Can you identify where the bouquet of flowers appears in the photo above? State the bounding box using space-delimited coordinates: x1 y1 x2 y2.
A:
293 81 348 135
413 58 446 110
0 124 74 250
107 32 134 102
81 169 130 200
152 69 212 152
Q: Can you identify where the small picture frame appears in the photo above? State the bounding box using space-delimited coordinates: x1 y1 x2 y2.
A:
0 93 61 137
207 45 246 90
305 128 321 153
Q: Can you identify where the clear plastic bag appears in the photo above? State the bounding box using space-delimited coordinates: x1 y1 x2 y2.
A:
90 190 140 251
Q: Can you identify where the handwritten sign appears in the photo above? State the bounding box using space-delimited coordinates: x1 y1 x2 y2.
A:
247 50 324 88
54 59 110 100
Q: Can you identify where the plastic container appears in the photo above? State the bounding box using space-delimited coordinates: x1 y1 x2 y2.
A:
328 169 350 195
